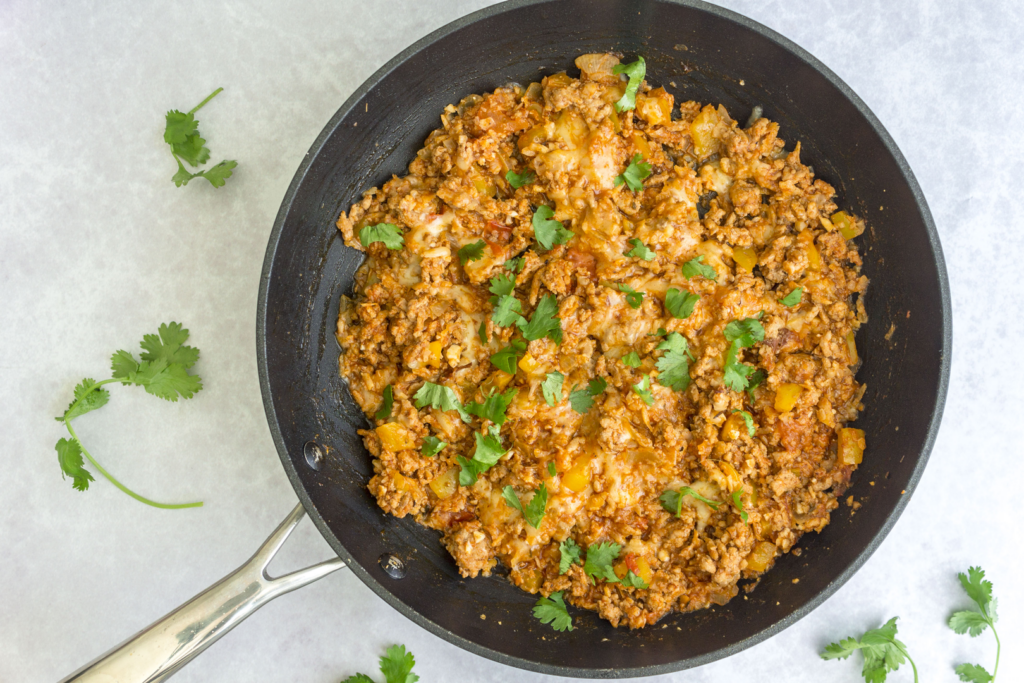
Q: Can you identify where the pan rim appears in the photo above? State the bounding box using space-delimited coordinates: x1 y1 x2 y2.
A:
257 0 952 677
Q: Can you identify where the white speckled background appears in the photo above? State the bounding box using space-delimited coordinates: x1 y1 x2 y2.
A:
1 0 1020 681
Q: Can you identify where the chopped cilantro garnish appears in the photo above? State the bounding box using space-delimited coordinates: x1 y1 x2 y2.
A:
655 332 693 391
821 618 917 683
746 368 767 400
622 351 642 368
568 377 606 414
489 273 516 300
665 288 699 319
612 56 646 112
780 287 803 306
559 538 583 574
623 237 655 260
490 340 526 374
614 153 652 192
722 316 766 392
506 169 536 188
632 375 655 405
504 256 526 273
731 491 750 523
733 409 755 437
413 381 470 423
681 255 717 281
359 223 405 250
375 384 394 420
583 541 622 584
341 643 419 683
421 436 446 457
457 425 507 486
547 461 557 477
517 293 563 344
541 371 564 406
457 240 486 265
617 283 644 309
533 591 573 632
466 387 518 425
492 295 526 327
503 483 548 528
478 319 488 344
621 570 649 590
659 487 721 516
531 205 574 250
724 317 765 347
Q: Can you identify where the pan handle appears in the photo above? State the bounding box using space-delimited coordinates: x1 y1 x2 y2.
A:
59 503 346 683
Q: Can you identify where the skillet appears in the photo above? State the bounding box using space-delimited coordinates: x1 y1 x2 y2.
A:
62 0 950 679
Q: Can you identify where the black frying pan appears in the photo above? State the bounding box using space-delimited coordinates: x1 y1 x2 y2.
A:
256 0 949 677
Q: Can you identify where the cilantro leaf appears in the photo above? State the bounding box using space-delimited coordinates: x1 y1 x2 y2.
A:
617 284 644 309
621 570 649 590
655 332 693 391
623 238 654 262
532 205 574 250
681 255 717 281
632 375 654 405
420 436 446 457
517 293 563 344
506 169 535 189
660 487 720 516
584 542 622 584
746 368 767 400
457 425 507 486
949 611 990 638
954 663 993 683
413 382 470 423
342 675 376 683
568 377 606 414
490 340 527 374
60 379 110 422
541 372 564 406
821 617 916 683
724 317 766 347
465 387 518 425
458 240 486 265
731 491 749 523
195 160 237 188
958 567 995 618
359 223 405 250
503 483 548 528
559 538 582 574
612 56 646 112
379 644 419 683
139 322 200 368
665 288 699 319
533 591 574 632
588 377 608 394
547 461 557 476
614 154 652 192
622 351 642 368
780 287 803 306
375 385 394 420
164 110 199 147
55 437 94 492
504 256 526 273
733 409 755 437
478 319 488 344
489 273 517 300
492 294 526 327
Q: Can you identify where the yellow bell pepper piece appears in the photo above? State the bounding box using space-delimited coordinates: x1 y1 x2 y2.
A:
427 340 443 367
428 466 459 499
831 211 863 240
636 87 673 126
845 331 858 365
797 231 821 270
838 428 866 465
733 246 758 273
774 383 803 412
562 455 592 493
631 132 651 160
689 105 719 159
720 412 747 441
518 352 543 378
614 553 653 586
376 423 416 451
745 541 777 573
392 472 415 493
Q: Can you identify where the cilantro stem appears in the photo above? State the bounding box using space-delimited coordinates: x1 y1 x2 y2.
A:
894 641 919 683
188 87 223 115
991 620 1001 679
62 379 203 510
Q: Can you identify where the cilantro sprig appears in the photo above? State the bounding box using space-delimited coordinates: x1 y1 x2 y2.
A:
491 340 527 374
342 644 419 683
559 538 583 574
612 56 646 112
466 387 517 425
164 88 237 188
614 154 652 192
781 287 803 307
655 332 693 391
541 372 564 406
722 316 765 392
660 487 720 516
506 169 535 189
622 351 642 368
666 288 699 319
632 375 655 405
503 483 548 528
457 425 507 486
949 567 1001 682
681 255 717 281
821 617 918 683
616 283 644 309
375 385 394 420
583 541 621 584
458 240 486 265
360 223 405 250
533 591 574 632
54 323 204 509
623 238 655 260
421 436 446 457
413 382 470 423
732 409 755 437
517 293 563 343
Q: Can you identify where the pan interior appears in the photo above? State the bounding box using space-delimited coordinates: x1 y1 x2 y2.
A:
258 0 949 676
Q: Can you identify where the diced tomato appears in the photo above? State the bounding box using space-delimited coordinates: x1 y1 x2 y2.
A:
485 220 513 254
565 248 597 279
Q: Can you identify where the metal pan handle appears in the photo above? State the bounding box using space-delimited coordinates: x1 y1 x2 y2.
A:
60 504 346 683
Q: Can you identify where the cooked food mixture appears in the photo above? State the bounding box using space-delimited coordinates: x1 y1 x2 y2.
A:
335 53 869 629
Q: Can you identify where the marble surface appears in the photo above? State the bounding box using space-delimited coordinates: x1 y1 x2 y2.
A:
1 0 1021 681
